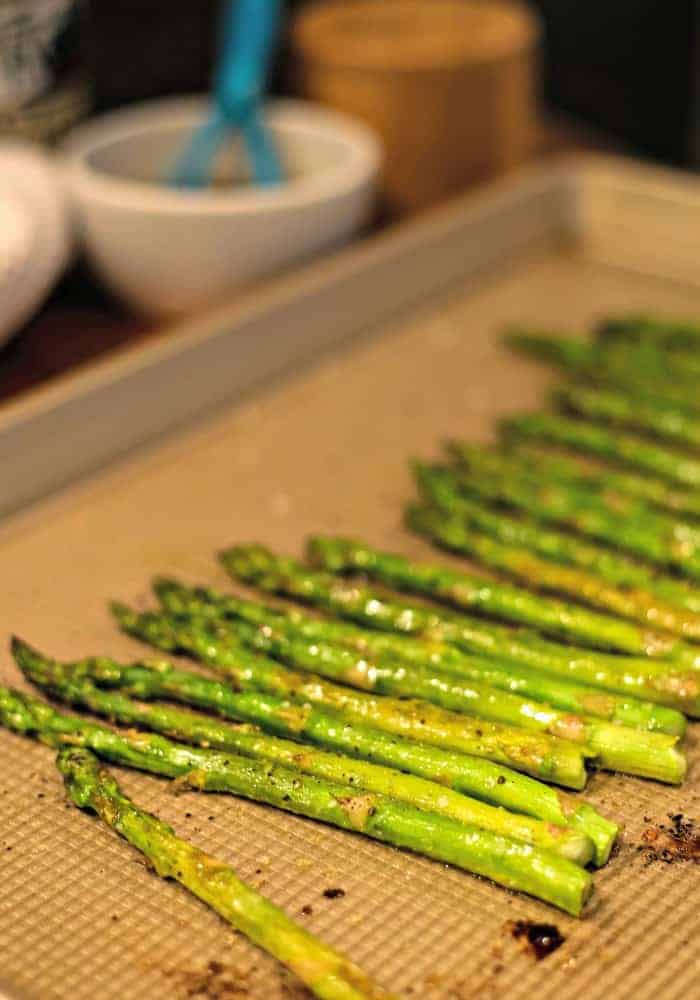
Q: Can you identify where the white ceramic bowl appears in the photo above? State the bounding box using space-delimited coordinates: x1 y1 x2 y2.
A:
61 97 382 315
0 141 72 348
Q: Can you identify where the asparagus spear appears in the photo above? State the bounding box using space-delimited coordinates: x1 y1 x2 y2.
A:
407 499 700 643
584 331 700 382
556 382 700 454
307 535 686 659
222 615 685 784
417 461 700 618
447 443 700 552
502 412 700 490
19 641 608 852
0 688 594 916
19 640 594 863
88 659 616 861
112 604 591 789
504 332 599 372
597 333 700 376
155 577 686 737
446 452 700 585
513 444 700 521
221 544 700 714
232 619 585 739
57 747 395 1000
596 314 700 352
504 330 700 412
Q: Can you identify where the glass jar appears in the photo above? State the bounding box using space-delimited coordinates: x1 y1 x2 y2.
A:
0 0 91 142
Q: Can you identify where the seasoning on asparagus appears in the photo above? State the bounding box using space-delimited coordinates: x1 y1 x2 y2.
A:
596 314 700 352
502 412 700 490
406 498 700 642
555 382 700 455
155 577 686 738
57 747 395 1000
111 604 592 789
452 440 700 523
220 544 700 715
448 444 700 583
130 601 623 854
18 640 595 864
221 614 685 784
441 449 700 589
21 639 609 852
504 330 700 413
465 439 700 547
592 329 700 382
0 687 594 916
307 535 691 659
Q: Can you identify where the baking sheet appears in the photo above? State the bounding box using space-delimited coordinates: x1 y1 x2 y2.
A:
2 201 700 999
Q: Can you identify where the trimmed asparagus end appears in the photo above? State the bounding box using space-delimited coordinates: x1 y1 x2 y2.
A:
567 803 620 867
586 723 687 786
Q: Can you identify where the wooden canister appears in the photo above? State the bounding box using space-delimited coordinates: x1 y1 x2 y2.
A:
291 0 539 215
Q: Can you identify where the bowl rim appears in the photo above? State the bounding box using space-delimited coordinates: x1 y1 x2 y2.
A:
60 97 382 216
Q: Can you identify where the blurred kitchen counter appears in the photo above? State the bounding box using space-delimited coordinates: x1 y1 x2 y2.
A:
0 116 621 406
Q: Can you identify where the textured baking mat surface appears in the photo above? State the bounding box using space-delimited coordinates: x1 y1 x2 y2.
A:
2 249 700 1000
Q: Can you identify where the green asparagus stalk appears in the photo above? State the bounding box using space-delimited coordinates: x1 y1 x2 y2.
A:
418 460 700 618
57 747 395 1000
18 640 608 853
335 632 684 737
450 445 700 584
509 444 700 522
587 328 700 398
596 314 700 352
456 441 700 522
222 614 685 784
444 445 700 572
233 620 585 739
111 604 592 789
504 332 599 372
307 535 689 659
0 688 594 916
155 578 686 737
502 412 700 490
220 544 700 715
504 330 700 412
580 329 700 382
18 640 595 864
407 498 700 643
555 382 700 454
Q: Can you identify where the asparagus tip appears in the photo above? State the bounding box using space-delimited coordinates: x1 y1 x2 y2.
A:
409 456 430 476
306 536 347 570
10 635 46 673
110 601 139 631
500 326 533 348
10 634 29 658
403 503 430 533
219 543 278 579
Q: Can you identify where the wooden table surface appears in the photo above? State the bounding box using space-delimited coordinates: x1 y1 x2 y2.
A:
0 117 623 408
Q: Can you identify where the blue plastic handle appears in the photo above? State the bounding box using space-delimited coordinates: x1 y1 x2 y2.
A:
169 0 284 188
239 106 284 185
216 0 284 185
169 106 227 189
216 0 282 112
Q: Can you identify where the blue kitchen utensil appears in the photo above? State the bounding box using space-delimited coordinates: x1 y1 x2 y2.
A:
170 0 284 189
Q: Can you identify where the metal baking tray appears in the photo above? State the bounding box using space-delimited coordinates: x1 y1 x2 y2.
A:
2 155 699 1000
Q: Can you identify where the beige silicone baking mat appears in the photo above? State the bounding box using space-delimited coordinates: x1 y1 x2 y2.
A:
2 247 700 999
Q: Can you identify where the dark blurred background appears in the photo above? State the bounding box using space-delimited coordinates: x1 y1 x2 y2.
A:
90 0 699 168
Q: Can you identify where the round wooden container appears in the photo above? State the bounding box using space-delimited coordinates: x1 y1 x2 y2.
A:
291 0 539 216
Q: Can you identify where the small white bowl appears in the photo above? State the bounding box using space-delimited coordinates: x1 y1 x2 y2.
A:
61 97 382 315
0 141 73 348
